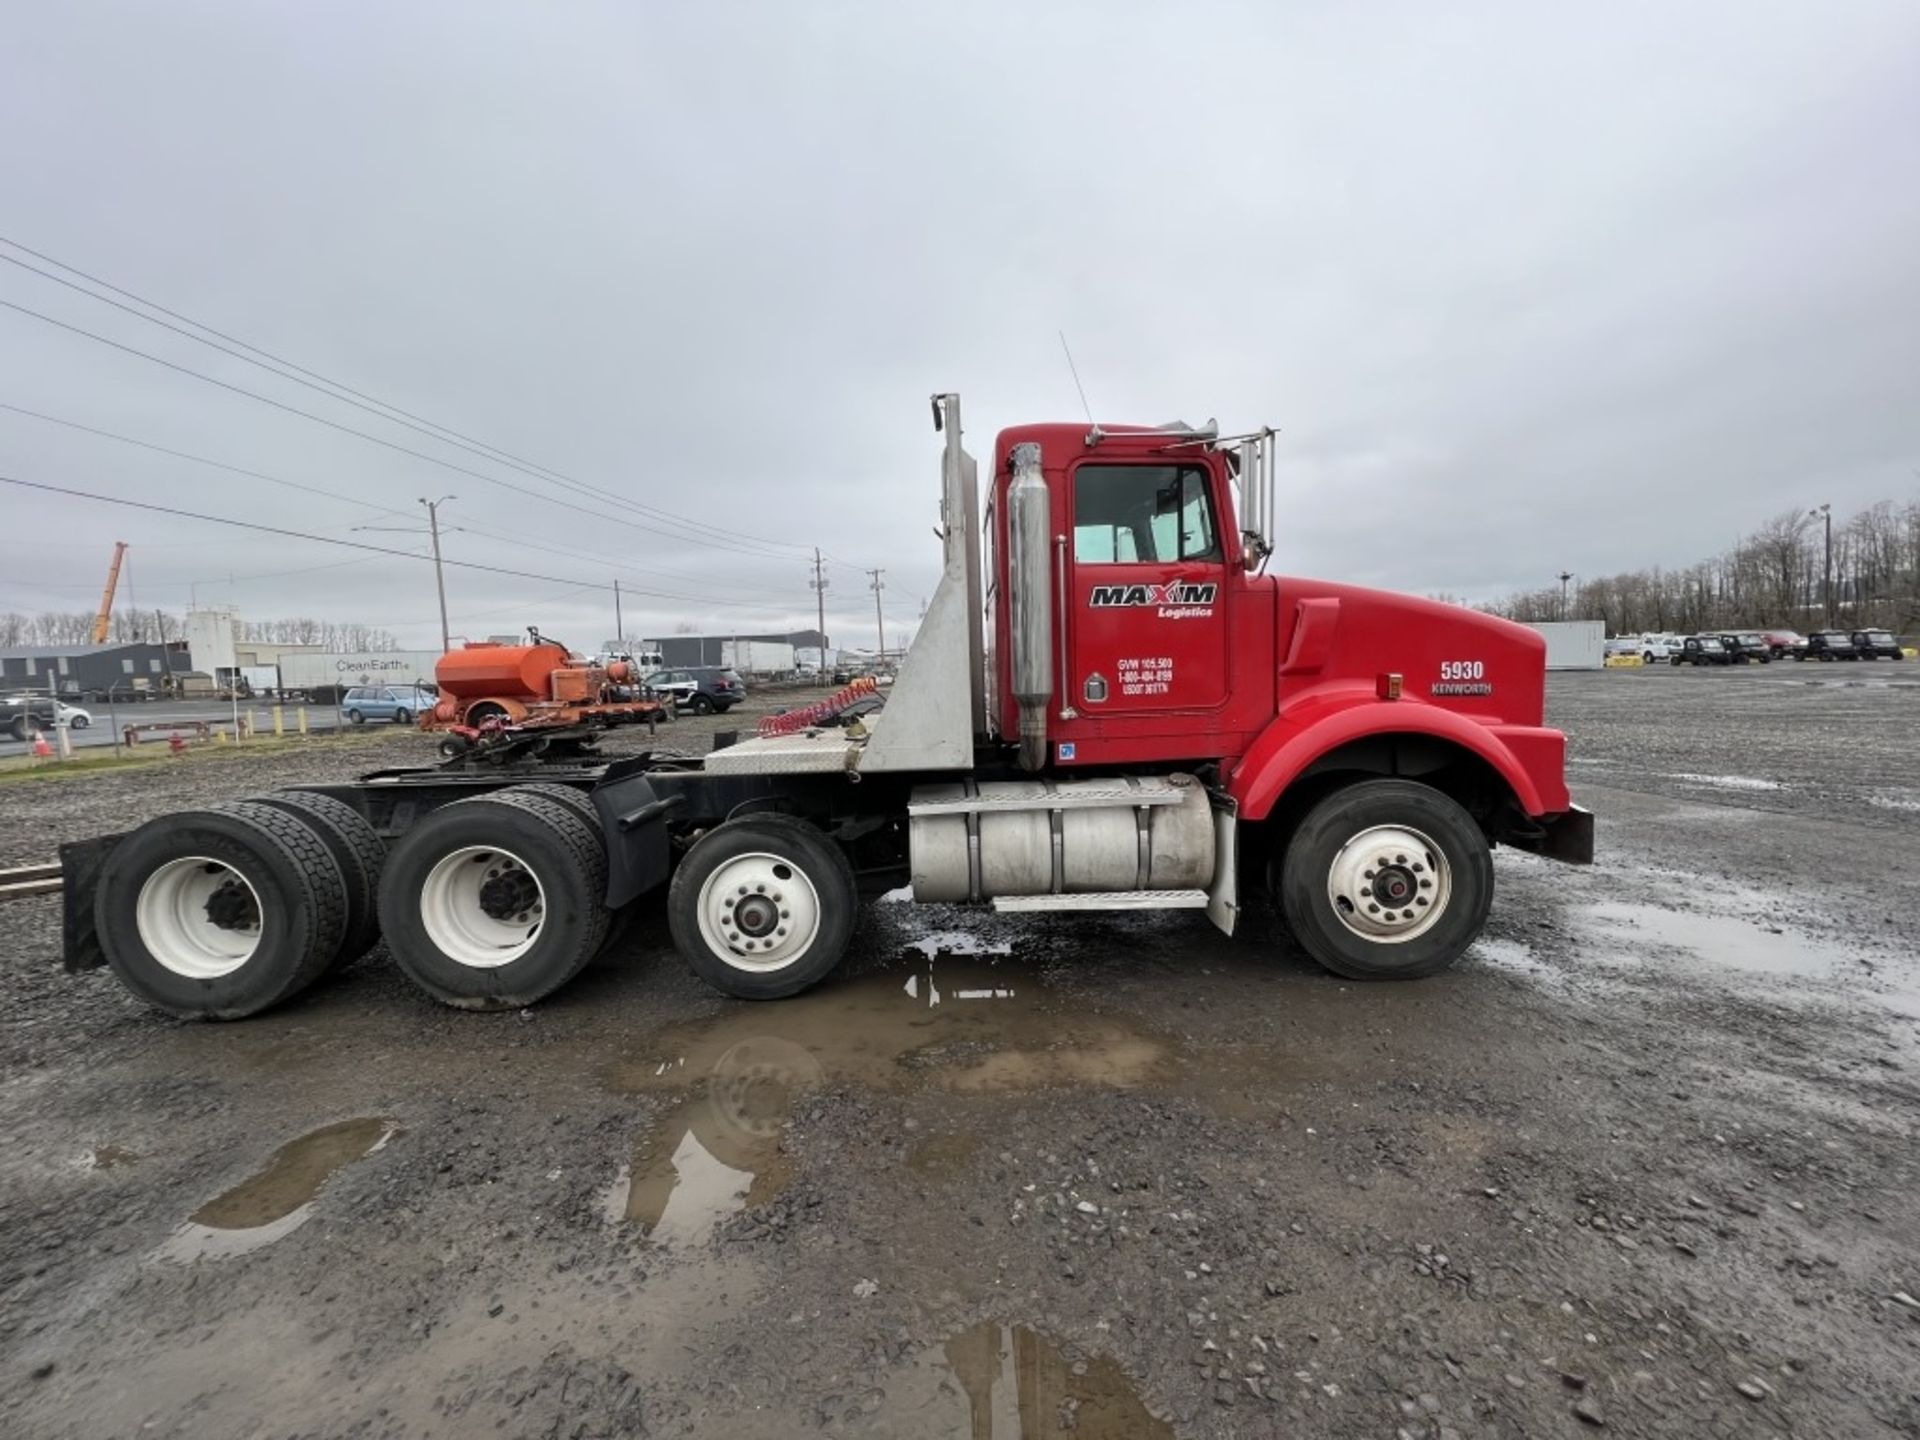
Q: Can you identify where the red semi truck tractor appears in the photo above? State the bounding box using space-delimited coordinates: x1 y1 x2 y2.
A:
60 395 1590 1018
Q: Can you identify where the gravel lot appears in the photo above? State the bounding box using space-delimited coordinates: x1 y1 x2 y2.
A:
2 666 1916 1439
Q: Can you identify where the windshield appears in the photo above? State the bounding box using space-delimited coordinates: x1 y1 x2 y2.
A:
1698 638 1723 649
1864 631 1894 643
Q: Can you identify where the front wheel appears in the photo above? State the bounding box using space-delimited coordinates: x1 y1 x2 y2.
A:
347 709 365 724
69 715 89 730
668 815 856 999
1275 779 1492 981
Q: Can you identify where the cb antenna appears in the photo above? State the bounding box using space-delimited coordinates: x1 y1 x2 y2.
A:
1059 330 1095 426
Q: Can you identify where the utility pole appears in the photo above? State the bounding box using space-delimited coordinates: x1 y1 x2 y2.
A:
613 579 624 650
867 567 886 663
1558 571 1574 621
1811 503 1832 624
422 496 453 653
809 549 830 684
353 496 459 653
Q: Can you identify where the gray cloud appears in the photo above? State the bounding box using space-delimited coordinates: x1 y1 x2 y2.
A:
3 0 1915 649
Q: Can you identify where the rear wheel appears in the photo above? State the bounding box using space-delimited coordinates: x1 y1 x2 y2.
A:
253 791 387 968
668 815 855 999
1275 779 1492 981
378 791 609 1009
393 708 412 724
689 694 713 715
69 714 89 730
94 805 345 1018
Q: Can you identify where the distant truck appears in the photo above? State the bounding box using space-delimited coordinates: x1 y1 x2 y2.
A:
274 650 442 702
718 639 795 675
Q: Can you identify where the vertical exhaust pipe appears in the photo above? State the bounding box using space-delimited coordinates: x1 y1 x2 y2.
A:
1007 442 1052 772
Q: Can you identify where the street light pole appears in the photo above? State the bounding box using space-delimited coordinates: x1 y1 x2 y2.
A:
1558 571 1574 622
1811 504 1832 625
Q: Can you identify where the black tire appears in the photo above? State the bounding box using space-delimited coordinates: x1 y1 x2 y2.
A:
1275 779 1492 982
668 814 856 999
377 791 609 1010
464 701 510 726
689 693 714 715
393 708 412 724
253 791 387 969
1641 651 1654 664
94 804 346 1019
69 715 89 730
510 783 604 840
6 719 25 742
437 735 471 760
347 709 365 724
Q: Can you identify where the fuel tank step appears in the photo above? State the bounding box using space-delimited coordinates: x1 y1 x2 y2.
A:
989 889 1208 913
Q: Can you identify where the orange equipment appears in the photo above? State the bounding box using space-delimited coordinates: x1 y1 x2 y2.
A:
91 542 128 645
423 630 663 734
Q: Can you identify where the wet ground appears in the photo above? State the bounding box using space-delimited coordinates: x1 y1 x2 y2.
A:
1 665 1917 1438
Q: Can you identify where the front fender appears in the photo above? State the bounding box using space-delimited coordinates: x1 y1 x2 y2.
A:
1227 692 1561 821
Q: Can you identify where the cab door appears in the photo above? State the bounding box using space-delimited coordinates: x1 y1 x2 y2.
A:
1065 462 1230 717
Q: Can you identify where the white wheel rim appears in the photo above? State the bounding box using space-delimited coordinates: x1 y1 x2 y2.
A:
1325 824 1452 944
135 857 263 979
418 845 546 968
695 852 821 973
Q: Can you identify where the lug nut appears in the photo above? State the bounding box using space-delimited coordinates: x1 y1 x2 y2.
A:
780 908 790 919
1411 863 1424 874
738 885 748 895
1419 878 1433 889
1416 897 1428 907
1395 854 1407 865
1367 903 1379 914
1363 869 1375 880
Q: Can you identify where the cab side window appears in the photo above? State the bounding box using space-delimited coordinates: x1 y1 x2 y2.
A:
1073 465 1218 565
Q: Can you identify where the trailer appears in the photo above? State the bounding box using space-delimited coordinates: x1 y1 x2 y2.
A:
719 639 795 676
58 394 1590 1018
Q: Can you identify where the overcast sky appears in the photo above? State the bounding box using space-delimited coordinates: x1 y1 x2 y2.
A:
3 1 1917 653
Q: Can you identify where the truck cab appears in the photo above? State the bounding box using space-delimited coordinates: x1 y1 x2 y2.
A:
64 393 1592 1020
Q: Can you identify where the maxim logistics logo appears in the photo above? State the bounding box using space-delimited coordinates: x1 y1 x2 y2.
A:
1088 579 1218 608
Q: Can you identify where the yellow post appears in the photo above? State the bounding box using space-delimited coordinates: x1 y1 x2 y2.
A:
297 706 309 736
215 729 229 746
272 705 285 737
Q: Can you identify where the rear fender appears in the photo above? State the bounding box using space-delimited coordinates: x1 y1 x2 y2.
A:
1228 696 1558 822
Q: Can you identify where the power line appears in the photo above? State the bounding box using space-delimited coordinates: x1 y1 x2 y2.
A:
0 472 812 613
0 398 813 601
0 401 415 523
0 295 821 561
0 235 835 559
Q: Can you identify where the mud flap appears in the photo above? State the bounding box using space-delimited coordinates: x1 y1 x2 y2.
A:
58 833 123 972
591 774 680 910
1513 805 1594 866
1206 794 1238 936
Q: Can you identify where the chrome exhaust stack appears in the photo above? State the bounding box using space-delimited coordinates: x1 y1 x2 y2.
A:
1006 441 1052 772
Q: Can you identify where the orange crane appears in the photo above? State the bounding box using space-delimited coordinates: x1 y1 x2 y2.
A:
91 541 128 644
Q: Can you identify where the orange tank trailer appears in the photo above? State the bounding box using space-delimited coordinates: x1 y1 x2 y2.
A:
422 639 662 733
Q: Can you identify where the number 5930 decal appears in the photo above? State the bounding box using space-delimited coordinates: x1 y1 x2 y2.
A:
1438 660 1485 681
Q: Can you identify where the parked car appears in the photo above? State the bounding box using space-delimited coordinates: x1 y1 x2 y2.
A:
2 695 92 740
1604 636 1643 659
1670 635 1731 666
644 667 745 714
1759 629 1807 660
341 685 436 724
1804 630 1859 661
1716 632 1773 664
1851 628 1904 660
1637 634 1678 662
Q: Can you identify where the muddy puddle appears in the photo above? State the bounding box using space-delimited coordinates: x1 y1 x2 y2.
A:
834 1320 1169 1438
157 1117 398 1262
1575 902 1920 1017
86 1144 140 1170
602 954 1177 1243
